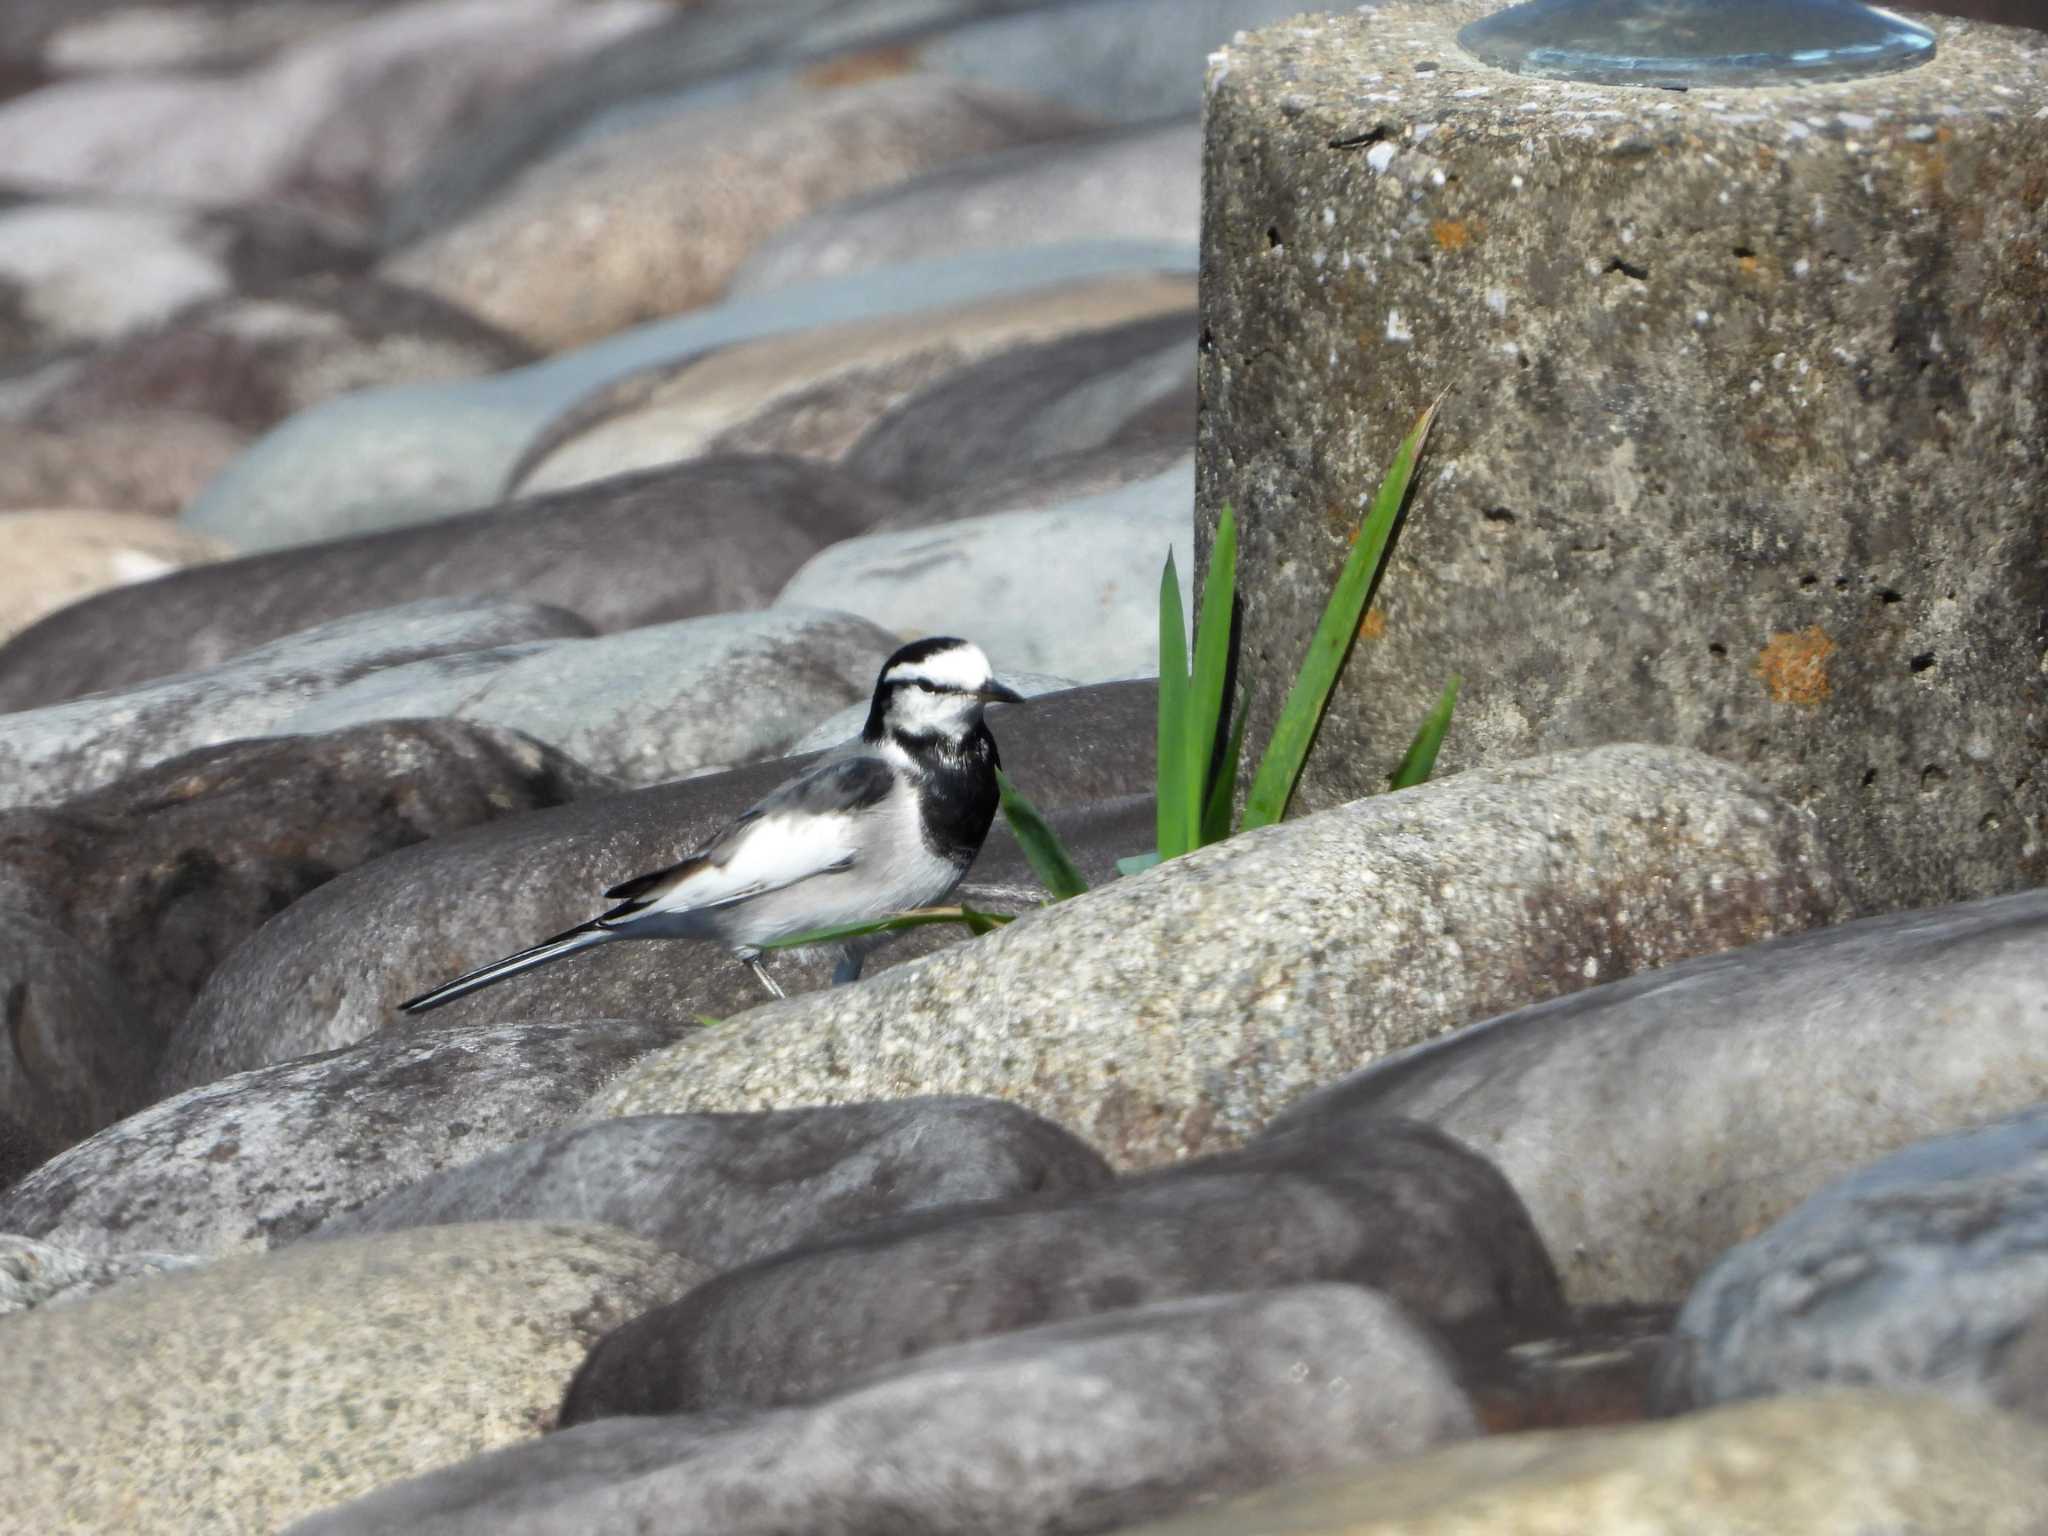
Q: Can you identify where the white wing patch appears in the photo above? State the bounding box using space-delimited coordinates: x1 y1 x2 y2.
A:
643 813 859 915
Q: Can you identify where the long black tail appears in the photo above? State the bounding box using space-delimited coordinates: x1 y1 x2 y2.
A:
398 924 614 1014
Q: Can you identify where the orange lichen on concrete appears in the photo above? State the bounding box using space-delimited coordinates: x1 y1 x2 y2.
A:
1755 625 1835 705
802 42 919 87
1359 607 1387 640
1431 219 1472 251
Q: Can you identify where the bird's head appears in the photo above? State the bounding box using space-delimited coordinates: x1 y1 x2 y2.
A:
863 637 1024 749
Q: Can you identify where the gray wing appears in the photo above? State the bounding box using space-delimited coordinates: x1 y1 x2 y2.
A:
603 753 896 906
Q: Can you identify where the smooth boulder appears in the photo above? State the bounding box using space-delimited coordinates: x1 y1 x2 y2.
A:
1264 886 2048 1305
291 1286 1474 1536
0 720 605 1083
0 510 229 646
0 1233 202 1315
1655 1100 2048 1411
0 596 594 811
0 455 904 711
272 608 899 785
160 685 1157 1094
384 76 1097 348
560 1114 1560 1422
593 745 1842 1168
0 1223 704 1536
731 117 1202 296
774 457 1195 681
1114 1391 2048 1536
318 1098 1113 1270
0 1016 698 1256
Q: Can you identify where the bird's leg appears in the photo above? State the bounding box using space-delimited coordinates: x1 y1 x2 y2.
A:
744 954 786 1000
831 945 867 987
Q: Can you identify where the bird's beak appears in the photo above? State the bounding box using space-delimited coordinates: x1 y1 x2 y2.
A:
978 679 1026 705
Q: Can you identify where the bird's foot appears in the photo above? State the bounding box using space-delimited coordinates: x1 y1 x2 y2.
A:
745 955 786 1000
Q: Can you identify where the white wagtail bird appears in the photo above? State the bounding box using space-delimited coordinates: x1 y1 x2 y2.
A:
399 637 1025 1013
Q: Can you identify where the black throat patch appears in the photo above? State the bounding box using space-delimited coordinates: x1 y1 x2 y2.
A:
892 722 1002 866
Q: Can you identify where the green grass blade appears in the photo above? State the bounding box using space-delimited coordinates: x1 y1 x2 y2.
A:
760 904 1018 951
1389 675 1460 790
1201 706 1247 845
1185 504 1238 850
1156 548 1190 859
1241 395 1442 830
997 768 1090 900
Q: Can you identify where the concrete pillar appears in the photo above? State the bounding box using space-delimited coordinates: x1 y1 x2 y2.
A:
1197 3 2048 911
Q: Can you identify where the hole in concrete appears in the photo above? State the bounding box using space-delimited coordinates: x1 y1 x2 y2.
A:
1327 126 1390 150
1798 573 1818 588
1732 244 1756 260
1920 764 1949 793
1708 642 1727 657
1909 652 1936 673
1415 59 1440 72
1878 588 1903 604
1981 811 2002 831
1482 507 1518 524
1266 225 1284 250
1603 256 1649 280
1834 576 1850 590
1861 767 1879 788
1199 326 1213 352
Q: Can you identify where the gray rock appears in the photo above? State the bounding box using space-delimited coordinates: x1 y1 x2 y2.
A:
840 308 1194 500
31 274 535 436
1113 1390 2048 1536
594 745 1841 1167
1654 1101 2048 1412
0 1233 203 1315
559 1114 1560 1421
317 1097 1112 1268
0 0 665 229
0 879 142 1188
273 609 900 786
0 1223 705 1536
0 596 594 811
1263 886 2048 1306
884 439 1196 532
382 75 1096 349
775 457 1194 681
507 270 1194 499
159 688 1157 1094
0 1017 697 1257
0 192 364 357
1992 1303 2048 1424
0 455 904 711
1196 4 2048 913
731 117 1202 297
0 720 604 1086
181 240 1197 549
0 510 228 651
0 409 246 515
290 1284 1475 1536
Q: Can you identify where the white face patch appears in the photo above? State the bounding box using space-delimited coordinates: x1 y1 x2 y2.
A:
881 642 993 695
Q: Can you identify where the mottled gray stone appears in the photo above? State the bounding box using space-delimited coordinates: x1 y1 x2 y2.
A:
731 117 1202 297
883 439 1195 532
317 1097 1111 1268
183 241 1197 549
506 271 1193 499
0 409 246 515
1265 886 2048 1306
273 609 900 786
1993 1303 2048 1424
0 597 593 811
290 1285 1475 1536
0 1223 705 1536
774 457 1194 681
841 308 1194 499
382 76 1095 349
1196 4 2048 913
594 745 1841 1168
1114 1391 2048 1536
0 1018 697 1257
159 691 1156 1095
31 274 535 436
0 721 603 1087
0 879 142 1188
0 1234 202 1315
0 455 902 711
560 1114 1560 1423
1655 1101 2048 1411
